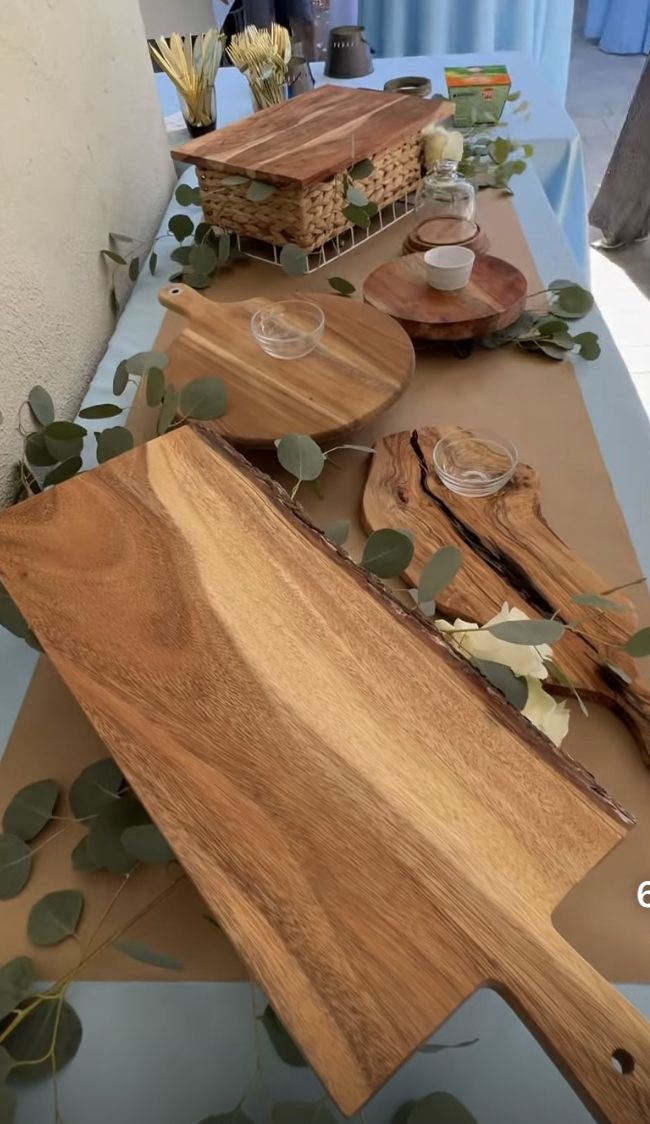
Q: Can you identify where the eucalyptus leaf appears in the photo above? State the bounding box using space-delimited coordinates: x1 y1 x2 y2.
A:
27 386 55 427
185 272 212 290
221 174 250 186
487 618 566 646
272 1106 338 1124
246 180 276 202
0 959 36 1022
523 143 534 157
5 999 82 1083
573 331 601 361
571 593 628 611
343 203 370 228
24 433 57 467
409 1093 479 1124
175 183 200 207
86 795 149 875
543 658 588 716
101 249 127 265
549 280 594 316
418 1036 479 1054
168 214 195 242
0 1045 14 1082
2 781 59 842
113 360 129 396
364 201 379 218
189 243 219 275
69 757 123 820
323 520 350 546
194 222 215 243
27 890 84 947
109 232 133 244
603 662 633 687
121 823 174 863
0 836 31 900
488 137 513 165
279 244 308 276
418 546 462 603
350 158 374 180
149 251 158 276
361 528 414 579
158 384 179 435
261 1005 308 1066
471 658 528 711
95 426 134 464
146 368 166 407
78 403 123 419
124 351 169 377
537 319 570 338
179 376 228 420
0 1083 15 1124
390 1102 415 1124
170 245 193 265
71 837 99 872
109 286 119 317
43 422 86 463
623 626 650 658
113 940 181 971
276 434 325 482
218 232 231 265
328 277 356 296
507 90 522 101
346 184 368 207
0 591 39 649
535 341 568 361
128 257 140 282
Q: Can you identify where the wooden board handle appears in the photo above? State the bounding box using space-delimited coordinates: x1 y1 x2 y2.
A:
499 927 650 1122
158 283 208 321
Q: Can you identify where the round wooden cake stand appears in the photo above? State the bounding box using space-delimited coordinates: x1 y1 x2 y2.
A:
402 217 490 257
362 253 527 342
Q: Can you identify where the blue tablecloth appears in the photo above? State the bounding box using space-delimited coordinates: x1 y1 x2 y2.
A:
165 53 587 274
585 0 650 54
5 159 650 1124
358 0 575 102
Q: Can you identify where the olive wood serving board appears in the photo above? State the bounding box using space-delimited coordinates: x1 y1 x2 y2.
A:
1 426 650 1121
159 284 414 446
362 427 650 765
171 84 453 188
363 252 527 340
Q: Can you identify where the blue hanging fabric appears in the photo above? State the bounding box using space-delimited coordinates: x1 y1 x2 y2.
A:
357 0 575 101
584 0 650 55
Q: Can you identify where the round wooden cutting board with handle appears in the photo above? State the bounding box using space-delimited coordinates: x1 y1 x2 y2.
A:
158 285 414 447
363 252 527 341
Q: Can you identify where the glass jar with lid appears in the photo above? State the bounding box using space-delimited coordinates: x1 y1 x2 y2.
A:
414 159 477 224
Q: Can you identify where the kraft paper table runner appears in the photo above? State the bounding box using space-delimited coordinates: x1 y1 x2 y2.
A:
1 191 649 985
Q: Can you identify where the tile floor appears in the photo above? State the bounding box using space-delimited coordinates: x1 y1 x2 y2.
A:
569 1 650 414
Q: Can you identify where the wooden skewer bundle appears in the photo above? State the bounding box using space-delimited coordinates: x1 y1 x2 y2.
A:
227 23 291 110
150 29 226 127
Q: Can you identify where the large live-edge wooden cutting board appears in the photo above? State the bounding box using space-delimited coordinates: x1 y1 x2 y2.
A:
1 427 650 1122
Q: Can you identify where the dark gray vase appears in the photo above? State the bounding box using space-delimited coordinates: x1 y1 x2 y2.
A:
323 25 373 79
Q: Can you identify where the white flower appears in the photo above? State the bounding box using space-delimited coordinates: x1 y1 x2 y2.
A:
522 676 570 748
435 603 550 679
434 603 570 747
421 125 465 170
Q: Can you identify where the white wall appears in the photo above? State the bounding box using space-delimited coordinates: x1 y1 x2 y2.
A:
0 0 175 504
140 0 218 37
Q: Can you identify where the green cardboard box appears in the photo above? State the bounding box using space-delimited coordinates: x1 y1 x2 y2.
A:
445 65 512 126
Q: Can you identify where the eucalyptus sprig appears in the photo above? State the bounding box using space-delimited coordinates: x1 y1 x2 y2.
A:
456 89 533 193
482 280 600 361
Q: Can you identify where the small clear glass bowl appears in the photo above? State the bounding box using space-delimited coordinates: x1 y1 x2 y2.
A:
433 430 518 497
250 300 325 359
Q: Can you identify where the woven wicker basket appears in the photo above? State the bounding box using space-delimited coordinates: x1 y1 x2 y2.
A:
197 134 425 253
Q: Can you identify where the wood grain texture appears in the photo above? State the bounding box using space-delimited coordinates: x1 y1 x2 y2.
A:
362 252 527 340
362 427 650 765
0 427 649 1120
159 284 414 446
171 85 453 187
402 218 490 256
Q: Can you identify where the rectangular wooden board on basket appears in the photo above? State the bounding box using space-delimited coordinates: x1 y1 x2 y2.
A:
1 426 650 1123
171 85 454 252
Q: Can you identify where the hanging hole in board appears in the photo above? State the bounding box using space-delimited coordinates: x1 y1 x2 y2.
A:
170 288 182 295
611 1048 635 1075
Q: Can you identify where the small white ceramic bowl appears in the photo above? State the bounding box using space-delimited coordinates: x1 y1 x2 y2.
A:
424 245 475 292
